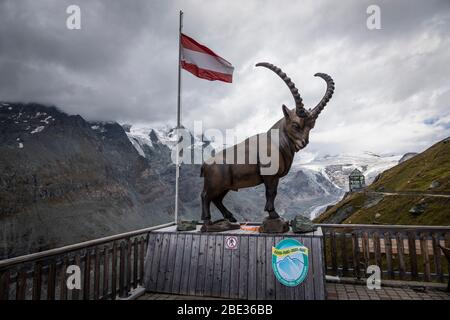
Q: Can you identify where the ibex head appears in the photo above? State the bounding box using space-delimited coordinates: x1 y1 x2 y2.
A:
256 62 335 152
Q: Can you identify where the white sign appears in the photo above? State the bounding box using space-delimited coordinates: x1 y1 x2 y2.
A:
225 236 239 250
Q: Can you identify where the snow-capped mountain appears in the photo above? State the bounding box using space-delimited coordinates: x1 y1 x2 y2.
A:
297 152 402 191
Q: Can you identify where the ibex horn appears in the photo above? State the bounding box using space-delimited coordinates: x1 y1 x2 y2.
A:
310 73 335 118
255 62 308 118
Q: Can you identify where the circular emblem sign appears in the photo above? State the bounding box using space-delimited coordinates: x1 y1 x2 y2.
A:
225 236 239 250
272 238 309 286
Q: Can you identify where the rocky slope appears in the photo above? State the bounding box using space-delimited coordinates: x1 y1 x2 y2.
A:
314 137 450 225
0 102 174 258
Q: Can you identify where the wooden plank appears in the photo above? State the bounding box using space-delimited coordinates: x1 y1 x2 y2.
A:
373 232 382 268
83 250 91 300
362 232 370 269
148 233 163 292
0 271 10 300
111 242 117 299
143 233 156 289
164 234 178 294
420 233 431 282
303 237 314 300
312 236 325 300
220 237 232 298
118 242 126 298
171 233 186 294
211 235 223 297
396 233 406 280
47 260 56 300
408 231 418 280
156 233 171 292
238 236 249 300
247 236 257 300
188 235 201 296
322 231 328 275
256 236 266 300
330 231 338 275
352 232 360 278
133 238 139 288
229 237 240 299
60 256 68 300
126 238 132 293
431 233 443 282
32 262 42 300
179 234 193 295
195 235 208 296
265 236 275 300
340 233 348 276
94 247 100 300
102 246 109 299
72 254 81 300
16 269 27 300
139 237 145 286
384 232 394 279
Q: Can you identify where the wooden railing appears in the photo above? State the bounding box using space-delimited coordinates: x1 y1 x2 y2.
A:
319 224 450 283
0 222 175 300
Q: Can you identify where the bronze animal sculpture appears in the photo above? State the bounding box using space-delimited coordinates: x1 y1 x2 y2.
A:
200 62 335 226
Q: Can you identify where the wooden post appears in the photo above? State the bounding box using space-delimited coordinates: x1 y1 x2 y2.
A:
47 260 56 300
396 233 406 280
420 233 431 282
352 232 360 279
102 246 109 299
408 231 418 280
384 232 394 279
16 269 27 300
94 247 100 299
32 262 42 300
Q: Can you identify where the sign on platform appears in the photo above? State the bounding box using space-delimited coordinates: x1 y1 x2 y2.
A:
225 236 239 250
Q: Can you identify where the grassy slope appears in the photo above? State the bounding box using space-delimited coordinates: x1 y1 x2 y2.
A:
314 137 450 225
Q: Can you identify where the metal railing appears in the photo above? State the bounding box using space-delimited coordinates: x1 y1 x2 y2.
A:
319 224 450 283
0 222 175 300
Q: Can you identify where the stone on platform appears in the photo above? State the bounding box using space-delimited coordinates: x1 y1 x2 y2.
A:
259 217 290 233
290 215 318 233
200 219 240 232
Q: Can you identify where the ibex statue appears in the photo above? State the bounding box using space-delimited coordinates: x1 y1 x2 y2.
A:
200 62 335 225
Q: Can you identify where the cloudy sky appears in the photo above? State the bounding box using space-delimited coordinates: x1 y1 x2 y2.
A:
1 0 449 156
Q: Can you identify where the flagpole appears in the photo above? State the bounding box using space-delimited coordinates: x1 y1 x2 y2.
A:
174 10 183 225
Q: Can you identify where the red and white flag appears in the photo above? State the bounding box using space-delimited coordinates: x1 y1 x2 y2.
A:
181 33 234 83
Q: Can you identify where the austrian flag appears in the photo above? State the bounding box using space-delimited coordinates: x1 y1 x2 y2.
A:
180 33 234 83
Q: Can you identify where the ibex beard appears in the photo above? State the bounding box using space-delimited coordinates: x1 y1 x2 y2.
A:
200 62 335 225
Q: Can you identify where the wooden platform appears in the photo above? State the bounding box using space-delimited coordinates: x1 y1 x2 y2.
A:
143 225 325 300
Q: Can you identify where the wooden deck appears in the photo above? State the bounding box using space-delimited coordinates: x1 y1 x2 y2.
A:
143 226 325 300
140 282 450 300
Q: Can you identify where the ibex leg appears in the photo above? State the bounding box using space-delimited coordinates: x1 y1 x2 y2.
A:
263 176 280 219
212 190 237 222
201 189 213 223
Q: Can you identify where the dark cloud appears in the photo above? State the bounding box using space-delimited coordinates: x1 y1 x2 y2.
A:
1 0 449 155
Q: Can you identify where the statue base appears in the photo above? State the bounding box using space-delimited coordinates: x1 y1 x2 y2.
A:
200 219 241 233
259 217 290 233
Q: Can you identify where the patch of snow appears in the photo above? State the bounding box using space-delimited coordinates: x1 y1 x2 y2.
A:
31 126 45 134
18 143 23 149
8 107 12 110
91 125 107 133
41 116 53 124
